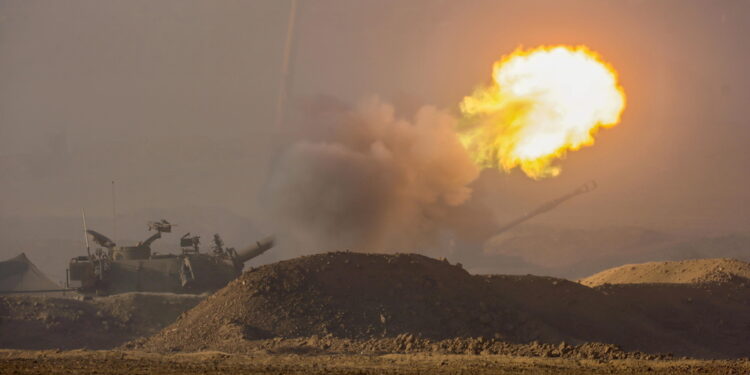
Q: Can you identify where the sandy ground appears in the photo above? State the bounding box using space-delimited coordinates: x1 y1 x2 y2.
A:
581 258 750 286
1 349 748 375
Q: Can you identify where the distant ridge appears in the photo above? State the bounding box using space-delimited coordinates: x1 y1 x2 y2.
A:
580 258 750 287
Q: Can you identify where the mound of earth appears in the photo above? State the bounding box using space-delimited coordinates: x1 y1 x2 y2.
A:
478 275 703 355
580 258 750 287
139 252 526 353
595 278 750 358
138 252 750 358
0 293 203 350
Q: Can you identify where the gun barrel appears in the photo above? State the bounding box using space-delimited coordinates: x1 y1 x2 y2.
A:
141 231 162 247
235 236 275 264
496 180 597 235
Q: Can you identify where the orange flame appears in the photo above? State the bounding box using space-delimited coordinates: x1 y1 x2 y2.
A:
458 45 626 179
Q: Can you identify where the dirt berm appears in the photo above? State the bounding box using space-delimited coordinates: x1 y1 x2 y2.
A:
137 252 750 358
0 293 204 350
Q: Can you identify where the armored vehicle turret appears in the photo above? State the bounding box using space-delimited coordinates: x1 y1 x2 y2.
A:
67 220 274 295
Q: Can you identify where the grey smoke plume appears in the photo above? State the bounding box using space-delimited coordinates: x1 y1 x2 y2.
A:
264 97 479 251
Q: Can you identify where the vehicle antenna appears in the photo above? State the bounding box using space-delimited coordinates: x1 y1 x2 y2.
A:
111 180 117 244
81 208 91 259
275 0 297 129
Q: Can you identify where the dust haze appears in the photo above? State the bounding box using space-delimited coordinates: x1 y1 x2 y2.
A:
1 0 750 280
264 97 478 252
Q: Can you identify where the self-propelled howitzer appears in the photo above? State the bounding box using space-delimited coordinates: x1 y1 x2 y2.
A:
67 220 274 295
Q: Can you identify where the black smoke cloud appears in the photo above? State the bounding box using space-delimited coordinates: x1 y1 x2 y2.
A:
264 97 480 252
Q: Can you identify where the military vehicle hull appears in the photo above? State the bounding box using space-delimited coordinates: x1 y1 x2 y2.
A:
87 255 237 294
68 220 274 296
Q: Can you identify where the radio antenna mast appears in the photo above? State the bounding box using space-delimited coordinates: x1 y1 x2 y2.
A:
275 0 297 129
111 180 117 244
81 209 91 259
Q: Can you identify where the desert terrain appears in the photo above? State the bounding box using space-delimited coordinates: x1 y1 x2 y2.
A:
2 349 749 375
3 252 750 374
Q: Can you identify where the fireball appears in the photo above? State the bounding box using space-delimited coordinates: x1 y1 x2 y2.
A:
459 45 626 179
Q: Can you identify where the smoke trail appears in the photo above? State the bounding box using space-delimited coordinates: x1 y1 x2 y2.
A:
264 97 479 251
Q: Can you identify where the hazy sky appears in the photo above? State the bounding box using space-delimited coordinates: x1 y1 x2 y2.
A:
1 0 749 235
